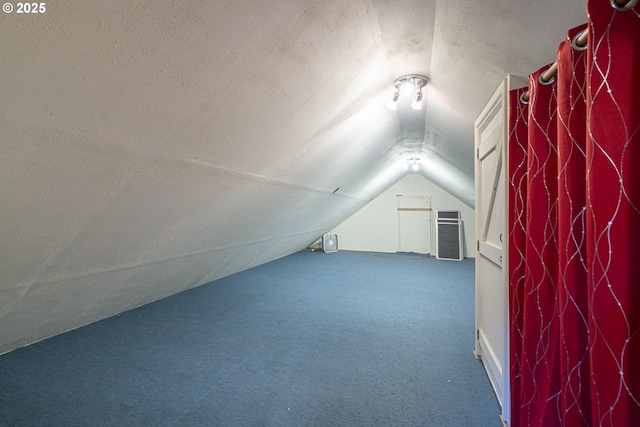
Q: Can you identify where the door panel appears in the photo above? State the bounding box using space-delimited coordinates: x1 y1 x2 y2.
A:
475 76 527 425
475 80 508 410
397 196 432 254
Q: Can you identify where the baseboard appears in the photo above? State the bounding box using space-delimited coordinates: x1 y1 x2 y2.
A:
473 350 482 360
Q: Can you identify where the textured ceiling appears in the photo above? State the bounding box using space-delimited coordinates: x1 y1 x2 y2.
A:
0 0 587 353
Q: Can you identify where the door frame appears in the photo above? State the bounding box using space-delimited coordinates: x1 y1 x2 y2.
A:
396 195 432 254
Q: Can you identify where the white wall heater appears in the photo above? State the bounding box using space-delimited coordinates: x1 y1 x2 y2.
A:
322 233 339 253
435 211 463 261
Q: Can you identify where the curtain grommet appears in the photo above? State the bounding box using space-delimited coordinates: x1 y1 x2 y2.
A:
539 73 556 86
571 31 588 51
520 92 529 105
611 0 638 11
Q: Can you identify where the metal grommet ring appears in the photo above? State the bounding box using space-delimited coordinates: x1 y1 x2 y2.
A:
520 92 529 105
611 0 638 11
539 72 556 86
571 31 588 51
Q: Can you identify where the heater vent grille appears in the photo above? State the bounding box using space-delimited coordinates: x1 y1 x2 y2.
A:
322 233 339 253
435 211 463 261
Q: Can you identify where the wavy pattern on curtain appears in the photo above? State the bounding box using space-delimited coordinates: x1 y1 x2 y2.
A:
508 1 640 426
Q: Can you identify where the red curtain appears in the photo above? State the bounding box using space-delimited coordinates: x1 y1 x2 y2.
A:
508 1 640 426
508 85 528 426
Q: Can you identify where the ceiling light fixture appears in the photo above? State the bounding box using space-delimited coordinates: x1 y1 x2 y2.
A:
404 157 421 172
387 74 429 110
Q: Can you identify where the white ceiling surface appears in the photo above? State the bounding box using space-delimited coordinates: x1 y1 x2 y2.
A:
0 0 586 353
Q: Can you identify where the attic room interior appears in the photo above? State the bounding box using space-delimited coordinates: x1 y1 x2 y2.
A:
1 1 639 426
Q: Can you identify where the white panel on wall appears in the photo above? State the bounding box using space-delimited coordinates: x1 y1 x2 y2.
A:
331 174 475 257
398 195 432 255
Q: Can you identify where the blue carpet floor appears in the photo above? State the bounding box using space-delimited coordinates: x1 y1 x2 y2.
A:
0 251 502 426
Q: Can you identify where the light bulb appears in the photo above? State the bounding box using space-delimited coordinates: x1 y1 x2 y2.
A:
411 92 423 110
386 91 399 110
400 80 414 96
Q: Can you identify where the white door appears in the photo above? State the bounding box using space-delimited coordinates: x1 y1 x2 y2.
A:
397 195 432 254
474 77 524 423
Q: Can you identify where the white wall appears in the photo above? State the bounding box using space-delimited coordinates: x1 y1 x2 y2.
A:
331 174 475 257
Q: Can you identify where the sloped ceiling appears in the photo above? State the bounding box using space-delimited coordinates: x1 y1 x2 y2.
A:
0 0 586 353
